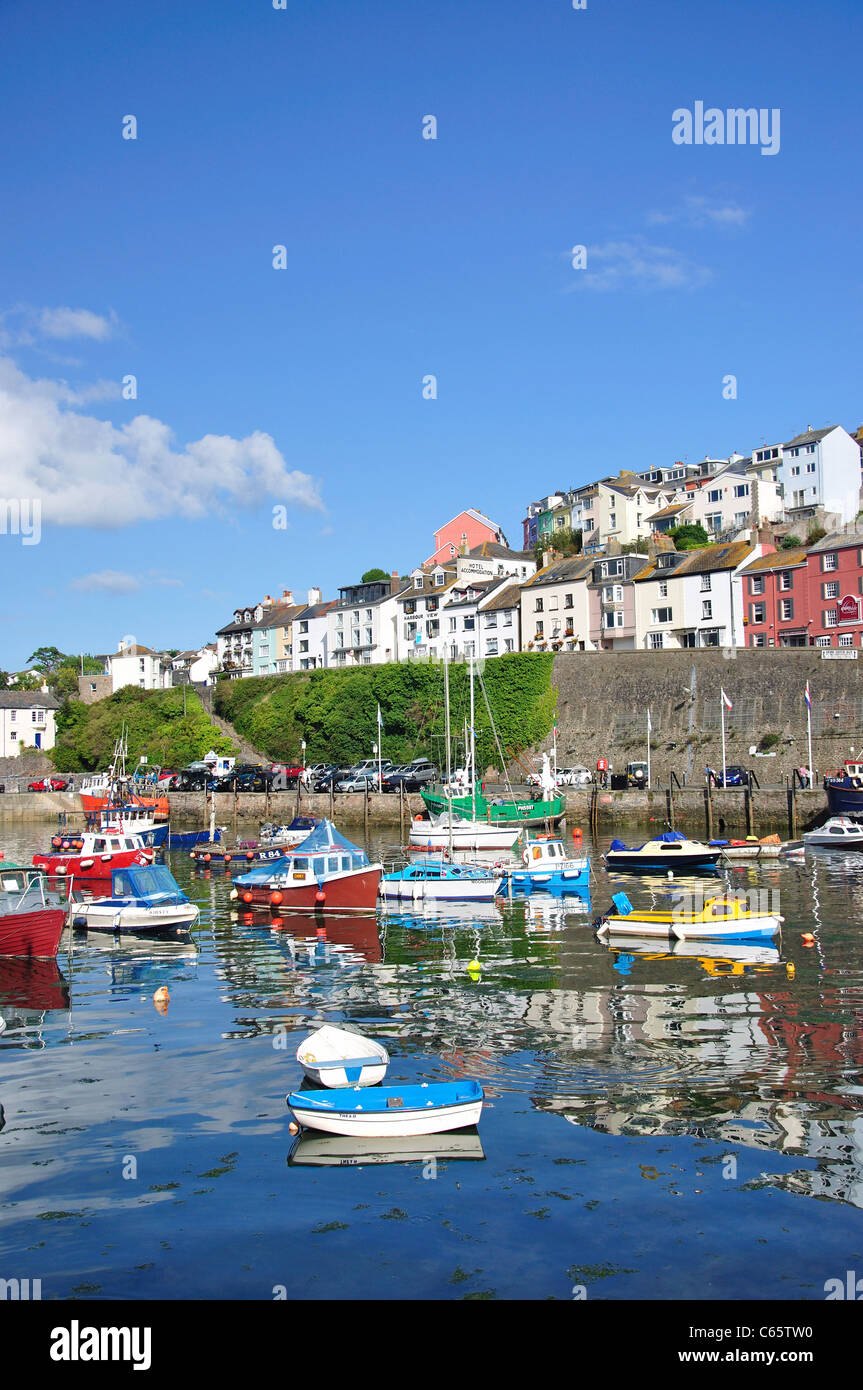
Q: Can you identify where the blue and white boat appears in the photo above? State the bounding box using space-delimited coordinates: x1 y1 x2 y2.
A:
379 857 504 903
603 829 721 873
502 833 590 895
68 863 198 935
167 827 223 850
296 1024 389 1088
286 1079 484 1137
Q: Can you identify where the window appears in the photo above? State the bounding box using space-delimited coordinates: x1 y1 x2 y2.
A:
779 599 794 621
702 601 713 620
706 514 722 533
816 636 831 648
649 632 663 649
806 462 816 473
609 513 617 529
448 617 456 631
615 611 624 628
651 607 673 623
602 560 622 578
504 639 514 653
750 603 766 623
823 553 838 571
824 610 838 627
299 621 308 634
708 489 722 503
564 593 573 608
659 581 668 597
778 572 793 591
504 610 512 625
750 576 765 595
535 597 544 612
299 640 308 653
701 574 712 592
839 634 855 647
535 621 544 635
485 614 497 629
750 634 765 647
486 639 498 656
435 572 445 586
734 484 749 498
464 616 475 631
414 576 423 589
549 596 559 610
824 581 839 599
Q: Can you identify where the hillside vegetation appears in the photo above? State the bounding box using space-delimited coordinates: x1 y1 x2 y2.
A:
214 654 557 770
52 687 236 772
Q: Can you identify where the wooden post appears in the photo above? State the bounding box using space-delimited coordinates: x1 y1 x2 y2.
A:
704 783 713 839
788 781 798 839
399 784 405 839
364 789 370 836
744 787 754 836
329 781 335 820
666 785 674 830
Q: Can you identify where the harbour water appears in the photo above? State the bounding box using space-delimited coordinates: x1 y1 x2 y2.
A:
2 822 863 1300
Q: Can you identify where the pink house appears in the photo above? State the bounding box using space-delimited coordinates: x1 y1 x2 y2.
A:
424 509 509 567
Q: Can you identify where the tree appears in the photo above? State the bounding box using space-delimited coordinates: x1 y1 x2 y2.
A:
779 533 802 550
805 526 826 546
533 527 583 567
669 523 709 551
27 646 67 674
361 568 389 583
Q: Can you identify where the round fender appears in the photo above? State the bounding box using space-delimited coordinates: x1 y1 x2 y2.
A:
79 858 94 870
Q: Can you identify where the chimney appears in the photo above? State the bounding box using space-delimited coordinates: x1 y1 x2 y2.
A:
281 589 293 605
263 595 273 606
308 586 321 605
390 569 400 594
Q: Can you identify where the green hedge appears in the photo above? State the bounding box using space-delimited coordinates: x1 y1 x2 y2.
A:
52 687 236 772
214 654 556 770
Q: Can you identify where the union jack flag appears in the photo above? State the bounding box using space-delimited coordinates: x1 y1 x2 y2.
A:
804 681 811 709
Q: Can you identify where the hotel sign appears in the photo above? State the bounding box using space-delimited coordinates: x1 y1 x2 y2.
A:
838 595 861 623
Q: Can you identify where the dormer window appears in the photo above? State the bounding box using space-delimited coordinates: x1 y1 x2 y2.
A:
434 571 445 586
414 575 423 589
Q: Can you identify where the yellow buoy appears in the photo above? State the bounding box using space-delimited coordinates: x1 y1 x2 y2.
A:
786 962 796 978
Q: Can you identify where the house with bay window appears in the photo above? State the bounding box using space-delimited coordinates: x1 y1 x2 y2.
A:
398 565 458 661
328 573 408 667
520 555 595 653
588 552 651 651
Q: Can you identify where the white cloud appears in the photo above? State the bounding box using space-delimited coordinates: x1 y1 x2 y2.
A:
567 238 712 293
37 307 117 340
0 357 324 527
647 195 749 228
71 570 142 594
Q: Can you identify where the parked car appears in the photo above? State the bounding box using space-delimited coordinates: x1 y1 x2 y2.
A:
556 765 592 788
28 777 69 792
216 768 275 793
337 770 381 794
381 760 439 792
626 761 649 788
349 758 394 778
312 765 350 792
269 763 305 787
705 764 750 788
156 768 182 789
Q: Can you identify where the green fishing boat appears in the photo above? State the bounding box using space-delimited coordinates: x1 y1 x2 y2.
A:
420 782 566 828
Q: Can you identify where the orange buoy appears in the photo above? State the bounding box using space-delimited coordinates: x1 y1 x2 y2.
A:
246 851 255 860
242 891 253 904
315 889 326 906
224 853 231 863
270 891 283 906
573 827 582 843
204 853 211 862
153 986 170 1014
802 933 816 946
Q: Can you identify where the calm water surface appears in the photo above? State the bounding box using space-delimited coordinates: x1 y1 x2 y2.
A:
2 820 863 1300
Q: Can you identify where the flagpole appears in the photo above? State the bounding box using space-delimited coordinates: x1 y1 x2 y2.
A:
469 656 476 820
376 705 382 793
806 683 813 788
721 694 727 788
647 708 651 791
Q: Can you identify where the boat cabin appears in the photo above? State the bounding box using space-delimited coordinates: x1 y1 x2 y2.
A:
104 864 186 904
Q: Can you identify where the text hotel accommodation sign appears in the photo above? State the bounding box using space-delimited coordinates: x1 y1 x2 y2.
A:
838 595 861 623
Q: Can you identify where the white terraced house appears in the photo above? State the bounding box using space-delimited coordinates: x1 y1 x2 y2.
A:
0 691 60 756
633 540 765 650
520 555 596 653
107 640 172 692
327 573 408 667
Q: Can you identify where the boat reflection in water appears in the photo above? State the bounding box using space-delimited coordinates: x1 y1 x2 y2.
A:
288 1127 485 1167
0 957 70 1049
599 933 782 973
523 894 591 934
236 908 382 964
74 934 199 993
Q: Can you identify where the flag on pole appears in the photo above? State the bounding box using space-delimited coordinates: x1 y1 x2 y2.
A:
647 709 652 732
804 681 811 709
377 703 383 729
721 689 733 711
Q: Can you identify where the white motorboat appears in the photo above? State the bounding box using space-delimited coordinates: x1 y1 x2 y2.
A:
296 1024 389 1088
68 864 198 935
408 812 520 852
802 816 863 850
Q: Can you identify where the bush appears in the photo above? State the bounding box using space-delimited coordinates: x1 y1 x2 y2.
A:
669 524 709 551
52 687 236 772
779 534 801 550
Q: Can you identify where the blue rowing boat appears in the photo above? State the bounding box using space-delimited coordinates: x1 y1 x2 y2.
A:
286 1079 484 1137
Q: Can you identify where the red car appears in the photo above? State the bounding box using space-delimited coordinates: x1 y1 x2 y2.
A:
28 778 70 792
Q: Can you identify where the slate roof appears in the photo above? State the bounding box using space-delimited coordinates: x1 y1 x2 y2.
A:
672 542 755 575
523 556 595 588
480 583 521 612
806 531 863 554
741 548 808 573
784 428 836 449
0 691 60 709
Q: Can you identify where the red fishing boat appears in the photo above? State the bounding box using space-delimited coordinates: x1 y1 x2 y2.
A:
231 820 381 912
33 828 154 882
0 862 66 958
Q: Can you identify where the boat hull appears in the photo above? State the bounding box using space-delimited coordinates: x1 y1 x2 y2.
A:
236 867 381 912
421 787 566 828
167 828 223 849
81 792 170 820
33 848 152 881
604 852 721 873
826 782 863 817
69 902 199 933
287 1081 484 1138
0 908 65 958
408 822 520 851
597 913 781 941
378 877 502 903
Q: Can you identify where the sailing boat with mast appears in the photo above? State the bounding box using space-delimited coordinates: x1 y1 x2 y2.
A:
419 659 566 831
409 656 521 851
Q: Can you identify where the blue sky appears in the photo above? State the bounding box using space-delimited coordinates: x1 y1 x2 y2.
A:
0 0 860 668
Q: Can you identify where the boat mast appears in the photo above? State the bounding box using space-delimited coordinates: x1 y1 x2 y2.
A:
443 652 453 857
469 656 476 820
